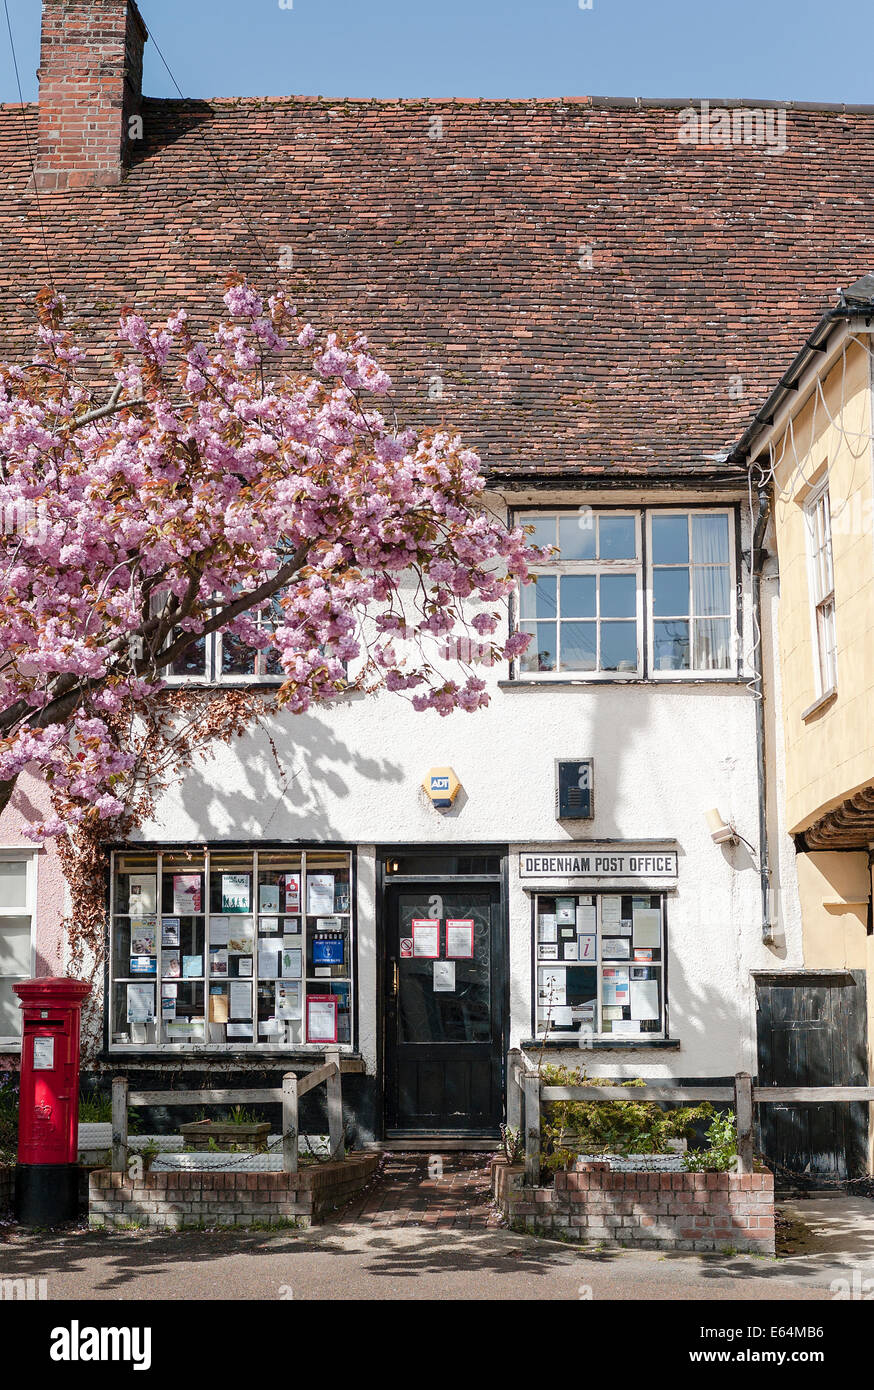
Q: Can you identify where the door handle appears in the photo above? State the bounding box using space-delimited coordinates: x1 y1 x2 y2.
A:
390 961 399 998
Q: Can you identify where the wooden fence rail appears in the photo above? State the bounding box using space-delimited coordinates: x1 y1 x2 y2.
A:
111 1052 363 1175
506 1050 874 1186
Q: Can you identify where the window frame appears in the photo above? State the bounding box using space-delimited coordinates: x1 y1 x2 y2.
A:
108 845 356 1055
0 849 37 1047
515 509 644 681
510 505 739 682
530 887 667 1041
645 507 738 681
804 478 838 700
153 591 287 688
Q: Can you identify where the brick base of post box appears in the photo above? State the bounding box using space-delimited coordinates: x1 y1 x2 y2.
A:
89 1152 380 1230
491 1158 775 1254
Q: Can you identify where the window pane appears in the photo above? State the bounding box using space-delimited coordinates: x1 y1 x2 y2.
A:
0 918 31 975
693 565 730 617
598 515 636 560
693 619 732 671
653 567 690 616
558 513 596 560
653 620 690 670
600 621 637 672
520 622 557 673
168 634 207 678
519 574 557 620
651 514 689 564
0 979 22 1038
561 622 597 671
692 513 730 564
600 573 637 618
520 515 556 551
561 574 596 618
221 632 258 676
0 861 28 911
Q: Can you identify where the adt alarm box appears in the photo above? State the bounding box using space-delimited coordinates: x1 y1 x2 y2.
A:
556 759 594 820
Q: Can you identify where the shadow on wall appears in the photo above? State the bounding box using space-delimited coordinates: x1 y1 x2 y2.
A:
144 703 405 844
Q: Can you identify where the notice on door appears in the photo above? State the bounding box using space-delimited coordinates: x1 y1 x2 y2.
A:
446 919 474 958
412 920 440 958
433 960 456 992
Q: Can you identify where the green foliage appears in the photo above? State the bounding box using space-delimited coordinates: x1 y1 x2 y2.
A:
499 1123 524 1164
682 1111 738 1172
539 1065 713 1173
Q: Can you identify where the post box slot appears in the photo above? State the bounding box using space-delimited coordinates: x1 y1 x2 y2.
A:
24 1019 64 1028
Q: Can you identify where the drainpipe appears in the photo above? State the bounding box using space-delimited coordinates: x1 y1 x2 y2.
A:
752 489 774 944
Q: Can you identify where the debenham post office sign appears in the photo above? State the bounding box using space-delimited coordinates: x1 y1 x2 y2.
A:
519 847 678 882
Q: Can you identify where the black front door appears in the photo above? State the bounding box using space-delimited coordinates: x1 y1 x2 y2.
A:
756 970 868 1183
383 882 505 1135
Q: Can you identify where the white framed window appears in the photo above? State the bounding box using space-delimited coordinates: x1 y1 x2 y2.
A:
533 889 666 1040
0 851 36 1045
647 510 735 677
517 511 642 678
109 847 354 1052
514 508 736 679
153 592 286 686
804 481 837 698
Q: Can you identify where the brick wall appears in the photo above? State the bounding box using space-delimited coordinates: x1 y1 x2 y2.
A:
37 0 148 191
0 1165 13 1213
89 1152 380 1229
492 1159 775 1254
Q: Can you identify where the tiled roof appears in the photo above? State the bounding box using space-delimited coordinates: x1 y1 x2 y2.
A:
1 95 872 482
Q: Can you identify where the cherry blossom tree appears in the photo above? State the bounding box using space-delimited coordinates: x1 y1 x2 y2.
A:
0 279 537 837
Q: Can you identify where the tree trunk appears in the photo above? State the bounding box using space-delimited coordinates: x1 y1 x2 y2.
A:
0 776 17 819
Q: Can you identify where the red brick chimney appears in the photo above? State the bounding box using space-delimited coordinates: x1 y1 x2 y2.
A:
36 0 148 191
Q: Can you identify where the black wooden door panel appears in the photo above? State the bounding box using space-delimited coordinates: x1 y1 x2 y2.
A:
756 971 868 1182
385 883 505 1134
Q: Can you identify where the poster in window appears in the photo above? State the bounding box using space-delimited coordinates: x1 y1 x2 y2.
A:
228 922 254 954
554 897 576 926
163 949 180 978
313 938 344 966
276 980 302 1019
182 954 202 978
221 873 251 913
259 883 280 912
126 982 155 1023
603 937 631 960
161 918 180 947
307 874 335 916
281 946 303 978
130 924 156 956
412 919 440 958
161 984 177 1019
307 994 338 1043
127 873 156 916
433 960 456 992
229 981 252 1020
172 873 202 915
538 966 567 1007
445 919 474 959
129 955 156 976
630 978 660 1021
578 933 597 961
258 941 281 979
208 989 229 1024
632 907 661 948
283 873 301 911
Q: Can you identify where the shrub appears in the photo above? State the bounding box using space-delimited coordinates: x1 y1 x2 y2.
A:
682 1111 738 1172
539 1065 713 1173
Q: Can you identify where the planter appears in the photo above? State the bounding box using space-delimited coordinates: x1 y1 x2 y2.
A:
179 1120 270 1152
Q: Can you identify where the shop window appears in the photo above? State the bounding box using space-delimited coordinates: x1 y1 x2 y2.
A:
0 853 35 1044
532 891 665 1039
110 848 354 1051
804 481 837 698
514 508 736 679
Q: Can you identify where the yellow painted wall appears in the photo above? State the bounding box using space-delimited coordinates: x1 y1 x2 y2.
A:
773 337 874 834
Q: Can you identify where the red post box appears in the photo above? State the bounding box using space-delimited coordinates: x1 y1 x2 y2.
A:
14 977 91 1226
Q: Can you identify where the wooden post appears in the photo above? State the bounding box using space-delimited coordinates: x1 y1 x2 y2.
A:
735 1071 754 1176
522 1073 541 1187
281 1071 299 1174
111 1075 128 1175
325 1049 343 1159
506 1049 523 1133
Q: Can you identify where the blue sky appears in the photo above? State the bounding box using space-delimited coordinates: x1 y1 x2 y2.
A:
1 0 870 104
